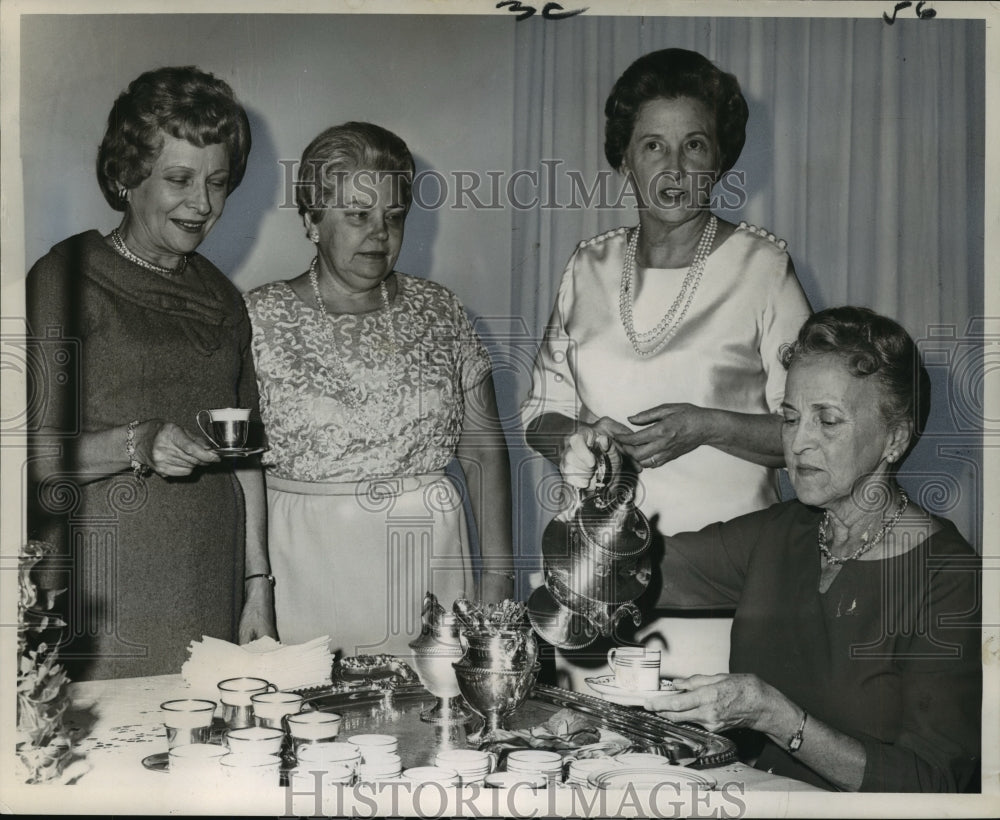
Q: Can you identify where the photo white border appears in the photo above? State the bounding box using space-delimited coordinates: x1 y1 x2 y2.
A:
1 1 996 816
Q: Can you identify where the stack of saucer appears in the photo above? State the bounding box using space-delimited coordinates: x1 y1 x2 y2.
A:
483 772 548 789
565 757 623 786
505 750 564 783
296 740 361 775
289 763 355 789
348 734 399 757
357 751 403 782
434 749 495 784
588 765 718 792
402 766 460 786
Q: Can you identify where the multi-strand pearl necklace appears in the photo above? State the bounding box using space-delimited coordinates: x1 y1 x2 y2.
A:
618 214 717 357
817 490 909 565
308 257 399 419
110 229 187 276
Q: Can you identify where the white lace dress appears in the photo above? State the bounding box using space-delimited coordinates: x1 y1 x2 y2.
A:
245 273 491 657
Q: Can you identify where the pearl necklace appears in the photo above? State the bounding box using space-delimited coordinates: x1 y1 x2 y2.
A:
110 229 187 276
618 214 717 357
817 490 909 565
307 257 399 416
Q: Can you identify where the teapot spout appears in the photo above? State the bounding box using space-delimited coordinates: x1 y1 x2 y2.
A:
586 600 643 638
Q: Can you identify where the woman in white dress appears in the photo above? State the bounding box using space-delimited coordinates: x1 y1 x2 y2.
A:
521 49 812 688
246 123 514 659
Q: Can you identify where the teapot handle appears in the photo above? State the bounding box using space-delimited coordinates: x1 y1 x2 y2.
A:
577 450 613 507
594 451 612 490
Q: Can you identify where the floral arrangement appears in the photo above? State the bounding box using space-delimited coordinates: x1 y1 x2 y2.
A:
16 540 72 783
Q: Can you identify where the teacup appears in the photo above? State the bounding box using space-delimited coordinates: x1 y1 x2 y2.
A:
225 726 285 756
286 713 345 760
251 691 304 729
217 677 276 729
607 646 661 691
219 752 282 788
168 743 227 785
161 698 217 749
197 407 250 450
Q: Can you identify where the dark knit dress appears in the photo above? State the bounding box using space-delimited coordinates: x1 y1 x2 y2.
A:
26 231 261 680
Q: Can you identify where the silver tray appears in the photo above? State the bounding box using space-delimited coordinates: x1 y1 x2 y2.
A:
294 682 736 769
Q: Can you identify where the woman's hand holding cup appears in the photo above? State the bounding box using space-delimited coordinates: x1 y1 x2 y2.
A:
133 419 220 477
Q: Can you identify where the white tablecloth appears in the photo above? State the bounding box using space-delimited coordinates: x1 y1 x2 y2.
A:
2 673 826 817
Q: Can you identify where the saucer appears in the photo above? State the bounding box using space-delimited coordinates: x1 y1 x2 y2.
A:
584 675 678 706
212 446 268 458
588 765 717 791
142 752 169 773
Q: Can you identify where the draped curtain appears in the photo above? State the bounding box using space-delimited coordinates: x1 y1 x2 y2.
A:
508 16 985 557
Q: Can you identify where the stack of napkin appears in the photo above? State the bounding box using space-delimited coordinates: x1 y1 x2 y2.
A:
181 635 333 694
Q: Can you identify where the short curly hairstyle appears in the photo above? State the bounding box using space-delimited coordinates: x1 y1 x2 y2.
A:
604 48 749 176
295 122 415 224
96 66 251 211
780 307 931 459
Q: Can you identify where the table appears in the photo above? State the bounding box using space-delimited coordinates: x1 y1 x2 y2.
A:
3 674 824 817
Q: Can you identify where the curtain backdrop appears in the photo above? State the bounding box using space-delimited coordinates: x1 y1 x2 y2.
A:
508 16 985 559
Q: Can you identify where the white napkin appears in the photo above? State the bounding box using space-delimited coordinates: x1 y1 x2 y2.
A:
181 635 333 695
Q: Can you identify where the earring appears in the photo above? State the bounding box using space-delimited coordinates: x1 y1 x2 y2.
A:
118 188 129 205
886 451 897 463
308 227 319 243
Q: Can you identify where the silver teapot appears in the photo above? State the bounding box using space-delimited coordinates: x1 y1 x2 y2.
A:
528 453 652 649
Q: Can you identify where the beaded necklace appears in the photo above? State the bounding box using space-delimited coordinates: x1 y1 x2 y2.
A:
618 214 717 357
307 257 400 422
817 490 909 565
110 229 187 276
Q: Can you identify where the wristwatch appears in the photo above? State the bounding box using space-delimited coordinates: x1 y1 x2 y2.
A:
788 709 808 753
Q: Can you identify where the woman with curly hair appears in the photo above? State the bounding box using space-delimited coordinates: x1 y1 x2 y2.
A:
26 66 276 680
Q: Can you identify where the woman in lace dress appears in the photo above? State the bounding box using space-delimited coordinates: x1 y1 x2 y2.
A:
521 49 812 688
245 123 514 659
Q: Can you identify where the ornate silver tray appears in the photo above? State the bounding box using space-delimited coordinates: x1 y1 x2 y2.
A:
294 681 736 769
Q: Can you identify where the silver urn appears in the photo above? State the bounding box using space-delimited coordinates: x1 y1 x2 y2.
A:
452 627 539 744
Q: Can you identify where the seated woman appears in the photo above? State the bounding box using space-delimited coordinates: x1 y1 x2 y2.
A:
245 123 514 659
625 307 980 791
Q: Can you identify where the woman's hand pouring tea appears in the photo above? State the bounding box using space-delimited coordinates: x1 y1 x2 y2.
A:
558 418 631 492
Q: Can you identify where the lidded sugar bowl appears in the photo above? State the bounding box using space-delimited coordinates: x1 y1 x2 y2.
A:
408 592 473 724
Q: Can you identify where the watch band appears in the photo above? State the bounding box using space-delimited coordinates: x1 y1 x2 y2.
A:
788 709 808 753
